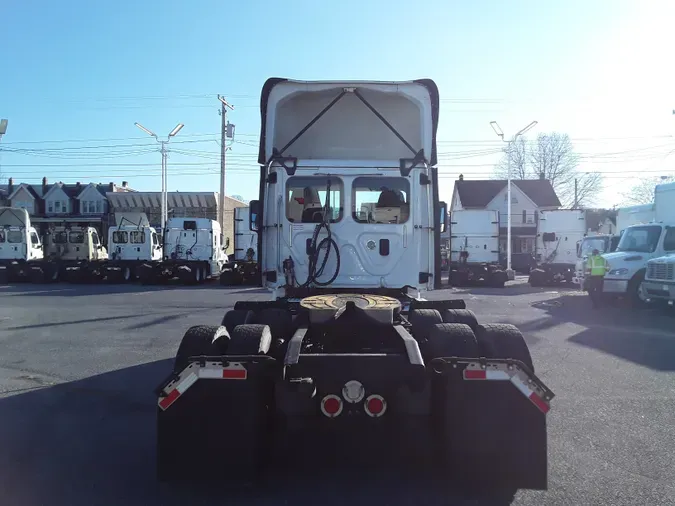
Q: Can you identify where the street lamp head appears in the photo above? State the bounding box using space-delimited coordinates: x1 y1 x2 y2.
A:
135 122 157 138
516 121 538 137
0 119 8 135
490 121 504 138
168 123 184 137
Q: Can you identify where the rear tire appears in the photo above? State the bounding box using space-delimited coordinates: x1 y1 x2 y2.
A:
408 309 443 343
425 323 480 359
475 323 534 372
221 309 255 334
173 325 230 373
441 309 478 331
528 268 546 287
228 324 272 356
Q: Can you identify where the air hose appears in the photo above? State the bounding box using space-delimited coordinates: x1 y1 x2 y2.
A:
299 178 341 287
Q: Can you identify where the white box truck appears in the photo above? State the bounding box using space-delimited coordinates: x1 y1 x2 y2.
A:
604 181 675 305
639 181 675 307
529 209 587 286
449 209 507 287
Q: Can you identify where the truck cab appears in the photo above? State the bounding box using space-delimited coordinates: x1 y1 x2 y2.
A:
247 79 446 300
44 226 107 262
572 233 619 289
107 225 162 262
0 207 44 281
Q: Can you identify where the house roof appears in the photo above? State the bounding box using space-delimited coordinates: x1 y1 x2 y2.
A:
454 179 561 208
7 183 43 201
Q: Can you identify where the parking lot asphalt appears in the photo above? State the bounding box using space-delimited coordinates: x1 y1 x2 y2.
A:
0 277 674 506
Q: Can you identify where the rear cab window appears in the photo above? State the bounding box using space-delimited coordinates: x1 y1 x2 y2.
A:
112 231 128 244
352 177 410 224
69 232 85 244
7 230 23 243
286 176 343 223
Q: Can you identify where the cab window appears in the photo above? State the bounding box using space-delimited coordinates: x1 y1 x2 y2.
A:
130 231 146 244
352 177 410 224
286 176 343 223
0 230 5 243
91 231 100 245
53 231 68 244
69 231 85 244
7 231 23 243
30 231 40 246
663 227 675 252
112 231 128 244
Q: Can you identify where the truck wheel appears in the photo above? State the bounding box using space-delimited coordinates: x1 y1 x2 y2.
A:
220 269 234 286
426 323 479 359
255 308 294 359
228 324 272 356
173 325 230 373
441 309 478 330
29 267 46 284
408 309 443 343
221 309 255 334
628 271 647 308
475 323 534 372
528 268 545 287
489 271 507 288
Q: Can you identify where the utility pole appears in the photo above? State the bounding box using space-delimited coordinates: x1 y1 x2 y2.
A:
217 95 235 233
490 120 538 280
574 178 578 209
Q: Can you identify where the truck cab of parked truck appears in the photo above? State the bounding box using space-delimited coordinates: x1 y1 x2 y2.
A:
0 207 44 282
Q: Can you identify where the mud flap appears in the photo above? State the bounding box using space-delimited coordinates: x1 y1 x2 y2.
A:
432 359 551 493
156 358 276 484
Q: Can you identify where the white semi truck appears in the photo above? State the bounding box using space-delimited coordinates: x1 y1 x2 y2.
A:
154 78 553 494
101 218 163 282
0 207 45 283
603 181 675 305
220 206 260 286
0 207 108 283
529 209 587 286
448 209 507 287
137 216 228 284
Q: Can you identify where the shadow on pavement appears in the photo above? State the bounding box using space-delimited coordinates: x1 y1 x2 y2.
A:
524 292 675 371
0 360 517 506
446 280 580 298
0 282 226 298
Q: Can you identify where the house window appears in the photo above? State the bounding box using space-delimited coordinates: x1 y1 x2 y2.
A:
49 200 68 214
14 200 34 214
82 200 103 214
504 194 518 204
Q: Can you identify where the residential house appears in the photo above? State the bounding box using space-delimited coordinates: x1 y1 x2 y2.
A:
450 175 561 270
5 177 133 244
584 208 618 236
105 191 248 255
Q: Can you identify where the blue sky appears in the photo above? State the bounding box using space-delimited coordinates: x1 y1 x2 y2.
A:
1 0 674 207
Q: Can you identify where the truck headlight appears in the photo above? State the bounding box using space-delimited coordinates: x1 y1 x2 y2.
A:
608 268 629 276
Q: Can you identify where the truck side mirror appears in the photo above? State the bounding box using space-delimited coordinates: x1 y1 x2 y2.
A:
576 241 581 257
224 237 230 250
249 200 260 232
438 201 448 233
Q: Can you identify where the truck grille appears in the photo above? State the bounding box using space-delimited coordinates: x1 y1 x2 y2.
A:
647 262 675 281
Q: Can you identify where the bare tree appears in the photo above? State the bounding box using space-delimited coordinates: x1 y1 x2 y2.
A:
621 175 674 205
493 136 529 179
492 131 602 208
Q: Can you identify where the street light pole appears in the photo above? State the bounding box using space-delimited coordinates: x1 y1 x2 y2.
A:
134 122 184 232
490 120 538 279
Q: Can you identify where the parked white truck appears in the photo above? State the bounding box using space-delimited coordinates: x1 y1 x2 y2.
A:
572 233 620 289
529 209 587 286
603 181 675 305
219 206 259 286
0 207 45 283
639 181 675 308
101 220 163 282
0 207 108 283
448 209 507 287
137 217 228 284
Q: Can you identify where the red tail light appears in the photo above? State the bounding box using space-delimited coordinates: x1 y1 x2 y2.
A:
364 394 386 417
321 394 343 418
